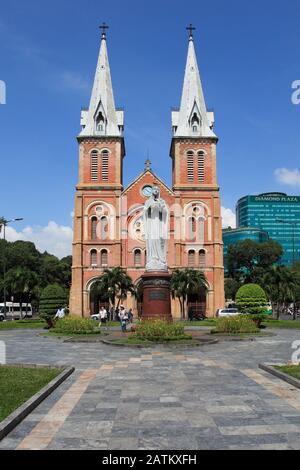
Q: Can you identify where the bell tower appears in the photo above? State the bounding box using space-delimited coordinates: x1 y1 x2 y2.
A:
170 25 224 316
70 24 125 316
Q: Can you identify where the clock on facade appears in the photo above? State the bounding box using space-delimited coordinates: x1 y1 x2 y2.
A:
142 185 153 197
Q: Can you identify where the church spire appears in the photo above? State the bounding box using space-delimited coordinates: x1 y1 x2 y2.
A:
172 25 216 139
79 24 124 137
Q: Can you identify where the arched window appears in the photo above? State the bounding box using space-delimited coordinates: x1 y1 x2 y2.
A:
90 249 97 267
96 112 105 132
188 217 196 240
188 250 195 267
100 216 108 240
101 150 109 182
199 217 205 241
91 217 97 240
91 150 98 182
199 250 206 268
191 113 200 133
187 151 194 182
101 249 108 267
198 151 205 183
134 249 142 266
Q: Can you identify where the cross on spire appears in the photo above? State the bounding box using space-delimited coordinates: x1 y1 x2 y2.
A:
99 22 109 39
145 158 151 171
186 23 196 39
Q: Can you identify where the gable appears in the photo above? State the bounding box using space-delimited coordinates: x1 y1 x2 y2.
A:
123 170 174 199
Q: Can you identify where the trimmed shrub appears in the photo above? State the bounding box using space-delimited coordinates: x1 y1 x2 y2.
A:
134 320 191 342
39 284 67 325
236 284 267 315
53 316 98 335
215 315 260 334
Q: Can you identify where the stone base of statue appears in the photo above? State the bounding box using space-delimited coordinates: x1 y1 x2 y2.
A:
141 271 172 321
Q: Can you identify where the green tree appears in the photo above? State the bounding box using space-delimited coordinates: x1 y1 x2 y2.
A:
235 283 267 314
171 268 209 319
39 284 68 326
227 239 283 282
93 267 134 309
262 266 298 319
4 267 38 317
224 278 240 301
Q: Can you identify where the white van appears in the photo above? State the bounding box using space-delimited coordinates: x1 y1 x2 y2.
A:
0 303 33 320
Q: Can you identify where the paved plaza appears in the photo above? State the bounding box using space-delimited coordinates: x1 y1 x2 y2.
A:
0 328 300 450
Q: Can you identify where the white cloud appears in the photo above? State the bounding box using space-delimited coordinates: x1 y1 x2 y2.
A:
3 221 73 259
60 71 90 92
274 168 300 186
221 207 236 229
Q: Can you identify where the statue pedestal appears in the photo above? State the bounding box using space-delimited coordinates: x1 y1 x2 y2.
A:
141 271 172 321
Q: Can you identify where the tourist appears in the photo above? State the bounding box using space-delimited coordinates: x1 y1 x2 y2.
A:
99 306 108 329
115 307 120 321
54 306 65 321
119 305 127 332
109 306 114 322
128 308 133 323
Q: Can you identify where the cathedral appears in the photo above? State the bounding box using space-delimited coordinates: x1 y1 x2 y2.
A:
69 25 224 319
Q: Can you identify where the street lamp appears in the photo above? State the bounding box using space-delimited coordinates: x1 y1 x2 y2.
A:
276 219 300 266
0 218 24 317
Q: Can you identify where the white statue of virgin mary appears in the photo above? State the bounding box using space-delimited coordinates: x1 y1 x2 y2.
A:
143 186 169 271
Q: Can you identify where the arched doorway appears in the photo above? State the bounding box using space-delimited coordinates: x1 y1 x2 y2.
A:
187 288 207 319
89 280 110 315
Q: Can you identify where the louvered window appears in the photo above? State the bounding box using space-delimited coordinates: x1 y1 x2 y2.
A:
187 151 194 182
91 151 98 181
198 151 205 183
91 217 97 240
101 150 109 182
101 250 108 266
199 250 206 268
134 249 142 266
90 250 97 266
188 250 195 267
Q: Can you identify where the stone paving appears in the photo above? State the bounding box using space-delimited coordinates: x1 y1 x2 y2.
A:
0 328 300 450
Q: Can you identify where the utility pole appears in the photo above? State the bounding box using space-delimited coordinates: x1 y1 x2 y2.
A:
0 218 23 317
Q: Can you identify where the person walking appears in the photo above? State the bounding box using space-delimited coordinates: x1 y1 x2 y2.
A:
99 306 108 330
109 306 114 322
119 305 127 333
128 308 133 324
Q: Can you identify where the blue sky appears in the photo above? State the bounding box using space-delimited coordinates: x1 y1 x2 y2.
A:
0 0 300 257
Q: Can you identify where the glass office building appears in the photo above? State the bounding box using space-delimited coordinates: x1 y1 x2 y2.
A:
223 227 269 274
236 193 300 267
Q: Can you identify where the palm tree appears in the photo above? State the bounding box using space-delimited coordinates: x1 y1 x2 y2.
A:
262 266 298 319
94 267 134 309
171 268 209 319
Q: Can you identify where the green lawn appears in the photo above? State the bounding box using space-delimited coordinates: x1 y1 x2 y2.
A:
41 330 103 338
0 319 46 330
275 364 300 381
262 320 300 329
0 366 61 422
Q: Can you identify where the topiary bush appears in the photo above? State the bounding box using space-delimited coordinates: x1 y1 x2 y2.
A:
53 316 98 335
214 315 260 334
39 284 67 327
134 320 192 342
236 283 267 315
